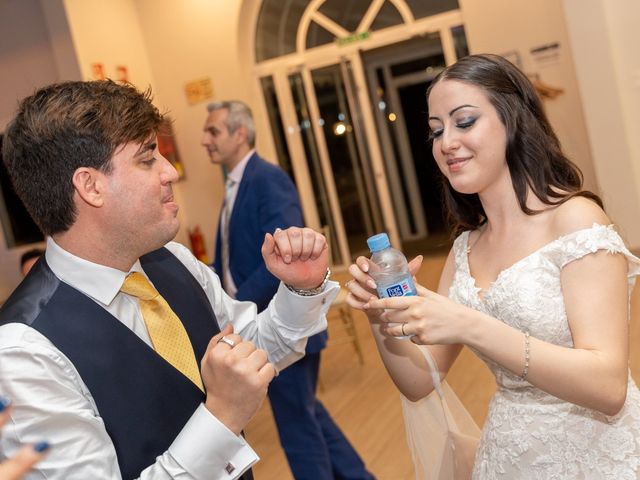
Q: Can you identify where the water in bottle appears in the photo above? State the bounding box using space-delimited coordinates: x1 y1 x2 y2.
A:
366 232 416 298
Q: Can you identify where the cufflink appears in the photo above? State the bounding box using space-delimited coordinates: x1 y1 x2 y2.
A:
225 462 236 475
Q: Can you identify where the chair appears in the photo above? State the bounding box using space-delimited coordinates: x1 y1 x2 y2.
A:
323 226 364 365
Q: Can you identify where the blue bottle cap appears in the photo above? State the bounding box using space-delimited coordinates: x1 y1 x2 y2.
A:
367 233 390 253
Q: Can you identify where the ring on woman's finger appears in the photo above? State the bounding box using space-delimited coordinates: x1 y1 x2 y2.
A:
401 323 407 336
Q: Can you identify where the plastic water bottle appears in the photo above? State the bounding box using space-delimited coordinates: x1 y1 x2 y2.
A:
366 233 417 298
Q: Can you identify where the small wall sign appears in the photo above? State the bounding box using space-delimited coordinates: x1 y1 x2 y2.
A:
336 31 370 47
185 77 214 105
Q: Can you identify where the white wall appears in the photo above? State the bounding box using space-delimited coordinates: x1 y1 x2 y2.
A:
563 0 640 246
61 0 195 247
39 0 82 81
132 0 252 259
63 0 156 88
459 0 598 195
460 0 640 247
132 0 275 260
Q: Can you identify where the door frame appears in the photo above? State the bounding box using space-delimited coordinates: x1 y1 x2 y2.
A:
364 39 448 241
253 6 464 266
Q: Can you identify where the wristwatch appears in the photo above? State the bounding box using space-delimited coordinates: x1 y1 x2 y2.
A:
285 269 331 296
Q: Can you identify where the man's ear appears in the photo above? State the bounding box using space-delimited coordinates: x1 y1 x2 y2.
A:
72 167 104 207
234 125 248 145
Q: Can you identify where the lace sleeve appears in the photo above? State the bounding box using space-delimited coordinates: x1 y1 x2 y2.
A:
555 224 640 279
451 231 471 271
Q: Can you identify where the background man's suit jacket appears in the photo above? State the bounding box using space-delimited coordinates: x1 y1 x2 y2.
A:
214 153 327 353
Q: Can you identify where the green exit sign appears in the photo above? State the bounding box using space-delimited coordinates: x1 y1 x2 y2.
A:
336 31 370 47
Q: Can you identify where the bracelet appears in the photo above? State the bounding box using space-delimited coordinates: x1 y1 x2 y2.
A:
285 268 331 296
520 331 530 380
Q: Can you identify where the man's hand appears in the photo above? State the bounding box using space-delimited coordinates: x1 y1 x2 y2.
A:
261 227 329 290
201 326 275 435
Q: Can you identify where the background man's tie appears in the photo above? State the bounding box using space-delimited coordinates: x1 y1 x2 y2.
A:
121 272 204 392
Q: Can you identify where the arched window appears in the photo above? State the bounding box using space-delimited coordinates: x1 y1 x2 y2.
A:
253 0 466 263
255 0 459 62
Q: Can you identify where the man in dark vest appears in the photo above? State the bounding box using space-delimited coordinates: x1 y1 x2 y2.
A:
0 80 337 479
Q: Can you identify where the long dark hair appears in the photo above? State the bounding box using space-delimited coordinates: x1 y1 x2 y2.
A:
426 54 602 236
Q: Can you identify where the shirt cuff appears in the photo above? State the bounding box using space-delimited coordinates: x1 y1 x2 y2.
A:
169 404 259 479
272 280 339 334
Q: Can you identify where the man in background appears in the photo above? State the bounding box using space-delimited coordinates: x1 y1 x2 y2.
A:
202 100 374 479
0 80 336 479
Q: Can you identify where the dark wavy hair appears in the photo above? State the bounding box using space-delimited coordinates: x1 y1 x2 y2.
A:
426 54 602 236
2 80 164 236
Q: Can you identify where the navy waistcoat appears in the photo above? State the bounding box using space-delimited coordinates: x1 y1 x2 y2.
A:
0 247 252 479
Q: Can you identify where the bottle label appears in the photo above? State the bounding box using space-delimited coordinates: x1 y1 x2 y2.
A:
380 278 416 298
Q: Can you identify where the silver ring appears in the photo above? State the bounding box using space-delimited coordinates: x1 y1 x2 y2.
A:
401 323 407 336
217 336 235 348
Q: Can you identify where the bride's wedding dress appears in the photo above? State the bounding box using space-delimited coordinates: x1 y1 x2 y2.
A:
446 224 640 479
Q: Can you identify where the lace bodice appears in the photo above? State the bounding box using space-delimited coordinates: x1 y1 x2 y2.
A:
449 224 640 479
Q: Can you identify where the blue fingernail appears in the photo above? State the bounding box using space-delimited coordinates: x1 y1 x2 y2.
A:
34 441 50 453
0 396 10 412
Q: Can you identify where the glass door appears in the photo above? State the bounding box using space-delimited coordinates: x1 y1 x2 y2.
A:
364 33 446 248
261 57 391 266
258 24 468 263
306 60 384 259
364 33 467 251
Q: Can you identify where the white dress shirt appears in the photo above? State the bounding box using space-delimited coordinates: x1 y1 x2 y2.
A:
0 237 337 480
221 149 254 298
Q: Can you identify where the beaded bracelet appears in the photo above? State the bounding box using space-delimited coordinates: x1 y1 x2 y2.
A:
520 331 530 380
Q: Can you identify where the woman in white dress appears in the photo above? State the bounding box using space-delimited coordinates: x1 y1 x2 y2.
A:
347 54 640 479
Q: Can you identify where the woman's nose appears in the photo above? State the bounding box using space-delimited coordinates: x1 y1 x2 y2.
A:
441 129 460 153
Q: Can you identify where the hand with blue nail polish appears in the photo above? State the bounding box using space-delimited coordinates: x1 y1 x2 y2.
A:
0 396 49 479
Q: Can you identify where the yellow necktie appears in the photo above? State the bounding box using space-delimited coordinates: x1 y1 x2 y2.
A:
121 272 204 392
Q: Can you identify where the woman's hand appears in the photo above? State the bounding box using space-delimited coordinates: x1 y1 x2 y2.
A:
345 255 423 322
345 256 381 318
0 398 49 480
364 284 472 344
